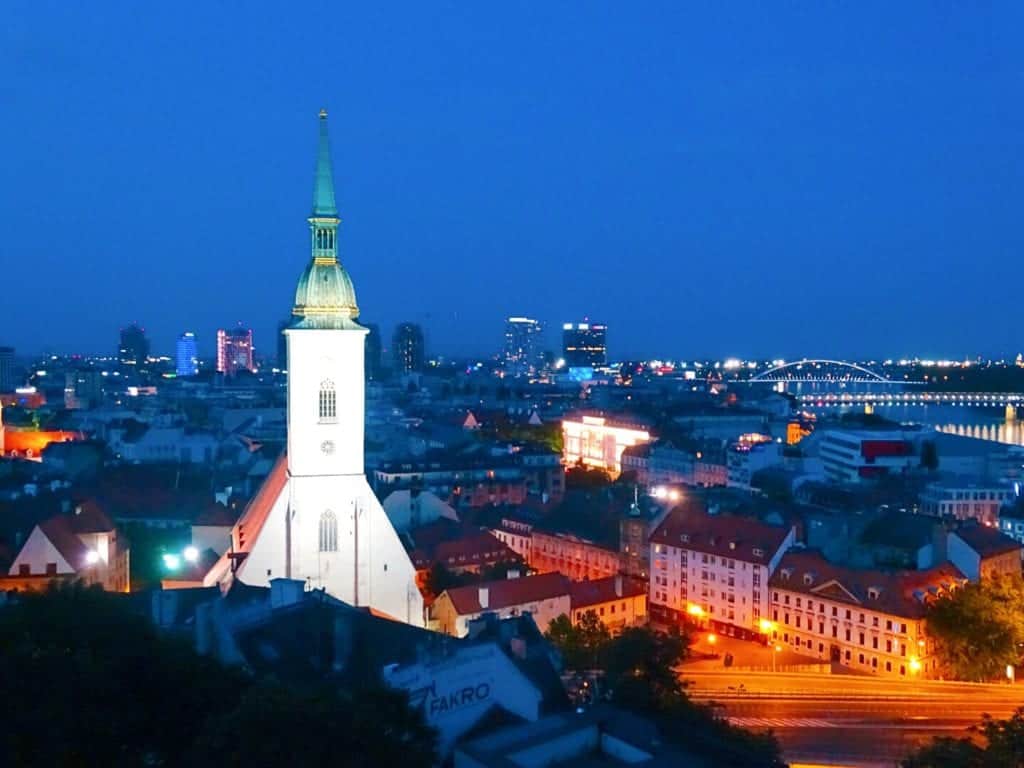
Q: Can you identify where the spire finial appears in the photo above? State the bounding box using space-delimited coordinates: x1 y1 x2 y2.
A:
312 109 337 218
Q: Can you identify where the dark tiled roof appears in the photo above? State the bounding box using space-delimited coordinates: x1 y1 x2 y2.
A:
411 531 519 570
444 572 570 616
38 517 91 569
953 524 1022 558
769 549 966 619
569 575 646 610
650 503 791 563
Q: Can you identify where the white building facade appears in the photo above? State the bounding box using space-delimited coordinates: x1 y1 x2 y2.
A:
205 111 423 626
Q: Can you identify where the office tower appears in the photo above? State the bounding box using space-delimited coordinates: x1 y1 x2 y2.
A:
277 319 290 370
392 322 425 374
64 369 104 409
562 322 607 368
217 327 255 376
119 324 150 367
0 347 14 392
175 332 199 377
363 322 383 381
503 316 544 376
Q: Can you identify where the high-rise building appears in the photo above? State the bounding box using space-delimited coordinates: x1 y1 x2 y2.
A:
503 317 543 376
175 332 199 377
217 327 255 376
562 322 607 368
392 322 425 374
277 319 290 371
0 347 15 392
363 322 383 381
118 324 150 367
203 109 422 626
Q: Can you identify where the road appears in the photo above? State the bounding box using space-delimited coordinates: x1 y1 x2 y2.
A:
682 670 1024 767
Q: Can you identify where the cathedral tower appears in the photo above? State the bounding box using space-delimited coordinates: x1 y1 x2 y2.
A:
206 111 423 626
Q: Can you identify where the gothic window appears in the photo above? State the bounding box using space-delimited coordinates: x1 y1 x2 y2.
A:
319 379 337 422
319 510 337 552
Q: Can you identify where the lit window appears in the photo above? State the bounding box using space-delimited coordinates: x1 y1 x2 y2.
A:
319 510 338 552
319 379 337 422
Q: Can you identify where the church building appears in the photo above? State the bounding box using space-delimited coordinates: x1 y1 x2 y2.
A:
205 111 424 626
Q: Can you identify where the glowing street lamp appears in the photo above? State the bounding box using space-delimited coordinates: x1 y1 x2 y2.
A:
85 550 100 566
909 657 922 674
162 553 181 570
758 619 776 634
183 546 199 563
687 604 705 618
707 633 716 646
772 643 782 673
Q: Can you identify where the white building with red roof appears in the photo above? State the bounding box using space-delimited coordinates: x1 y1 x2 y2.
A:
203 112 422 627
768 549 966 678
6 502 129 592
648 503 795 639
432 572 571 637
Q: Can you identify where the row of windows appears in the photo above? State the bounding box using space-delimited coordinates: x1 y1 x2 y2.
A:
773 592 908 633
781 633 914 675
774 611 912 652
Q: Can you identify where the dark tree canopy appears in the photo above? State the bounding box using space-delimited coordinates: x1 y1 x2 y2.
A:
0 584 438 768
901 707 1024 767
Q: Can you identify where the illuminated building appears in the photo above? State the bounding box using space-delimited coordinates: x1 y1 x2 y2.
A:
819 429 915 483
561 412 652 477
768 550 964 678
204 110 422 627
175 331 199 377
649 504 796 640
216 327 255 375
503 316 543 376
569 575 648 632
530 527 621 582
118 323 150 367
392 322 425 374
1 399 80 459
5 502 130 592
432 572 570 637
562 322 607 368
0 346 15 392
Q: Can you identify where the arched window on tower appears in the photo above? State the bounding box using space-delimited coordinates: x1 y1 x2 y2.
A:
319 379 337 423
319 510 337 552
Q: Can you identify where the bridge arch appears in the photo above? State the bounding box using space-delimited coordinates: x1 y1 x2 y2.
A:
750 359 889 382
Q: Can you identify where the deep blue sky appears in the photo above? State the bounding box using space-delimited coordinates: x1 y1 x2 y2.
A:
2 3 1022 361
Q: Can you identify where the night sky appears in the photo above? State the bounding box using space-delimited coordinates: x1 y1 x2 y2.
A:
2 3 1022 361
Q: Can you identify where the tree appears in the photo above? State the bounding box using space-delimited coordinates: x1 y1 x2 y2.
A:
0 584 438 768
602 625 689 711
901 708 1024 767
565 462 612 490
545 611 611 671
926 575 1024 681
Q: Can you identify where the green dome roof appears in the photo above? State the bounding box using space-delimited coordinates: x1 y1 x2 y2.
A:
292 258 359 323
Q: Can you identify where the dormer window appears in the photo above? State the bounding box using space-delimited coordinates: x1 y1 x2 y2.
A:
803 573 814 586
752 547 764 558
867 587 880 600
729 541 737 550
680 534 690 544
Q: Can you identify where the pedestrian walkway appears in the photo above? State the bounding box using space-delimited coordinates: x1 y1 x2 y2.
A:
728 716 834 729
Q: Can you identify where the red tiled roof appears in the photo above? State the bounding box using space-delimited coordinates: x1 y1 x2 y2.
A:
444 572 570 615
233 454 288 554
768 549 966 619
66 500 114 534
650 503 791 563
38 516 91 570
952 525 1022 558
570 575 647 610
411 531 518 570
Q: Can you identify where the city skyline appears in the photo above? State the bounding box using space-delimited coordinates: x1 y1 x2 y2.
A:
4 4 1023 360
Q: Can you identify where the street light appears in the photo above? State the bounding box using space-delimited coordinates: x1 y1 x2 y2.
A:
183 546 199 563
909 657 922 674
707 633 716 646
162 553 181 570
85 550 100 566
773 644 782 673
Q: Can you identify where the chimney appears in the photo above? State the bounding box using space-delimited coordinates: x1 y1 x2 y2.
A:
615 575 623 598
478 586 489 610
270 578 305 609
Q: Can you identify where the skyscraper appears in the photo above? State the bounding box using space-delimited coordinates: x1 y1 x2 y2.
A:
203 109 422 626
0 346 15 392
392 322 425 374
118 324 150 367
175 332 199 377
562 322 608 368
217 327 255 376
503 316 544 376
363 322 383 381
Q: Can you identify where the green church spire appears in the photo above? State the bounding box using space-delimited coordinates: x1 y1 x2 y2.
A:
312 108 338 218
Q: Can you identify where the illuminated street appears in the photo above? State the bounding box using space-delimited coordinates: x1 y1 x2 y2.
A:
685 670 1024 766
